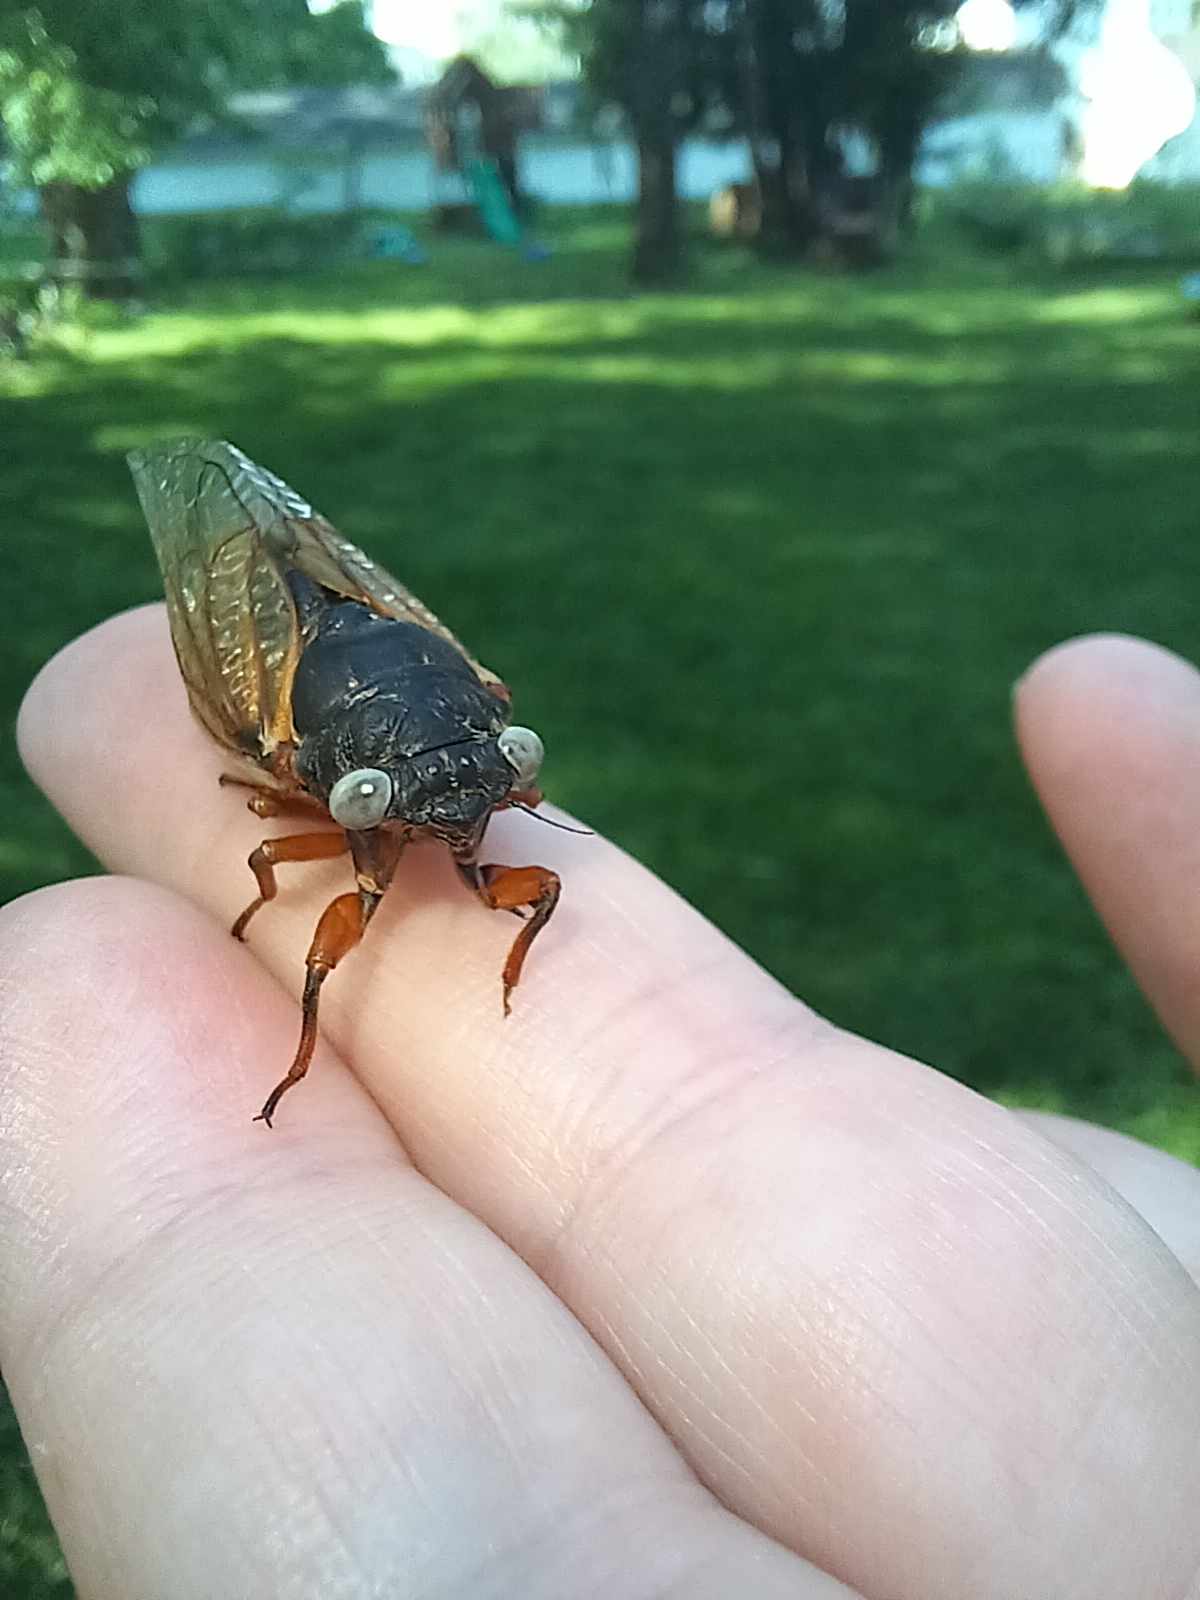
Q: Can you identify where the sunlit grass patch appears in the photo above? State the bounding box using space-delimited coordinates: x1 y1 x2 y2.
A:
2 203 1198 1596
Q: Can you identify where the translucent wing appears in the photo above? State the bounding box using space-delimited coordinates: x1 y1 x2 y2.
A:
130 439 505 765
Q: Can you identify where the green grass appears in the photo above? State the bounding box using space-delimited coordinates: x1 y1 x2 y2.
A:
2 205 1199 1593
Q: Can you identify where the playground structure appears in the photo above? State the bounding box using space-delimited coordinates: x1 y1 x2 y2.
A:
425 57 539 245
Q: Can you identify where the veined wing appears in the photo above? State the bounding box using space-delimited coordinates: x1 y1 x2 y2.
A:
130 438 507 762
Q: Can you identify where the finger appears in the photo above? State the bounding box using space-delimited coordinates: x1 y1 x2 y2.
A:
1019 1112 1200 1285
0 878 843 1600
22 609 1200 1600
1016 632 1200 1069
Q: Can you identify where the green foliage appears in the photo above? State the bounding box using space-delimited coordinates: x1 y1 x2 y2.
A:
942 179 1200 263
0 11 153 185
524 0 733 125
526 1 1098 197
142 207 374 283
0 213 64 352
0 0 392 191
0 272 74 355
526 0 967 139
0 1391 70 1596
746 0 963 143
0 212 45 265
274 1 394 88
940 178 1051 253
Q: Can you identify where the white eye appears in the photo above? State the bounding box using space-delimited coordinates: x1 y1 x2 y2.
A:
498 725 544 787
328 767 393 830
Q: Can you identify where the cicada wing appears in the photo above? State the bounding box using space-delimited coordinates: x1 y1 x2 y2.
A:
133 440 510 742
129 439 304 762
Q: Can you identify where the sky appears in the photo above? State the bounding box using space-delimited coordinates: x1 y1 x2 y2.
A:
366 0 475 55
306 1 482 59
310 1 568 81
957 0 1195 185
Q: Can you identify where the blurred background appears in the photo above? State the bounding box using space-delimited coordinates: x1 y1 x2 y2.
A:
3 0 1200 1590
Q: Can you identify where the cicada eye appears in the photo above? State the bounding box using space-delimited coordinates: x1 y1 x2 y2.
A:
498 725 544 788
328 767 393 830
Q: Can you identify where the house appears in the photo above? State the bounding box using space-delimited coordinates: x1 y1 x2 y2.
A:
124 78 748 218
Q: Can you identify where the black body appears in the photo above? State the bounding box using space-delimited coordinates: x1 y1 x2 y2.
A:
287 573 513 838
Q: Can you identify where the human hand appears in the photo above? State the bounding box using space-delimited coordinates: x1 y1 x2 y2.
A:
3 611 1199 1600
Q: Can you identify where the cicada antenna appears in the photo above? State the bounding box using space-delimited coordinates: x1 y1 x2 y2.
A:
511 802 593 836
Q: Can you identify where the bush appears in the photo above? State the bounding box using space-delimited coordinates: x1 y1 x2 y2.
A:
143 208 365 284
0 276 35 356
938 179 1048 254
939 178 1200 266
0 272 78 357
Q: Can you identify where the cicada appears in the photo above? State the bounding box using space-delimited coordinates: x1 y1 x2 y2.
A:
130 439 560 1126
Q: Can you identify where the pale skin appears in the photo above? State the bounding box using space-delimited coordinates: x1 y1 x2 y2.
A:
3 607 1200 1600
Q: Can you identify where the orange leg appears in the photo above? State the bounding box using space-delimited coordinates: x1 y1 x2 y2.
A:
231 830 349 942
255 891 369 1127
456 860 562 1015
219 774 326 821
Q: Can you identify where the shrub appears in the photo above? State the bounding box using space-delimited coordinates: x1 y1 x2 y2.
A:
939 178 1200 266
143 208 364 284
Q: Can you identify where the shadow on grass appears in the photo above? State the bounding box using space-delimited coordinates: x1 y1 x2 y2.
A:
5 253 1200 1125
3 215 1200 1600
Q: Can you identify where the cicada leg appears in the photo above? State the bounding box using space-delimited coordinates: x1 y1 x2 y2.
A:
219 774 326 821
254 891 374 1127
455 859 562 1015
256 830 402 1127
231 831 350 941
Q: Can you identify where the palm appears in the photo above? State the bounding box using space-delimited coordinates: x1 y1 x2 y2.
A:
3 611 1199 1600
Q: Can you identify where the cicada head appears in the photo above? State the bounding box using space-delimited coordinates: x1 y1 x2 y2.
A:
321 724 545 847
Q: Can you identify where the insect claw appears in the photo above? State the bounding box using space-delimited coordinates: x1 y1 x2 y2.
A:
231 897 265 941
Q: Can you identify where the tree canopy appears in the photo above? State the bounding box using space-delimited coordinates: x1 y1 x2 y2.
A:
527 0 1090 276
0 0 392 188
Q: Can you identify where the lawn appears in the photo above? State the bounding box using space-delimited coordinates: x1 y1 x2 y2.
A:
2 205 1199 1593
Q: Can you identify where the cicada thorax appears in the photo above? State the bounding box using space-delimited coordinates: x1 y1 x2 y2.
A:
285 571 516 836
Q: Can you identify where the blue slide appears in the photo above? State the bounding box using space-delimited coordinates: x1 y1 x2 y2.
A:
465 158 524 246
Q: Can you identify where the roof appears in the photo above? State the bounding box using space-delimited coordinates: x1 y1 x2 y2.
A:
171 78 589 160
175 85 428 157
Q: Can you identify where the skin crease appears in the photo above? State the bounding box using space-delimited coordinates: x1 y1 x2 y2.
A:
1 609 1198 1600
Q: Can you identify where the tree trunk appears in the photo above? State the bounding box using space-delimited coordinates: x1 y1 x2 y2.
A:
39 176 141 300
740 0 823 255
633 131 682 284
749 121 824 256
631 0 684 285
879 122 920 244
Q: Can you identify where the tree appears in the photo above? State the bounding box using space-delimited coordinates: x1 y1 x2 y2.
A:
526 0 728 283
534 0 1091 277
709 0 965 257
0 1 392 297
276 1 394 88
627 1 685 282
739 0 1089 256
460 3 579 82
